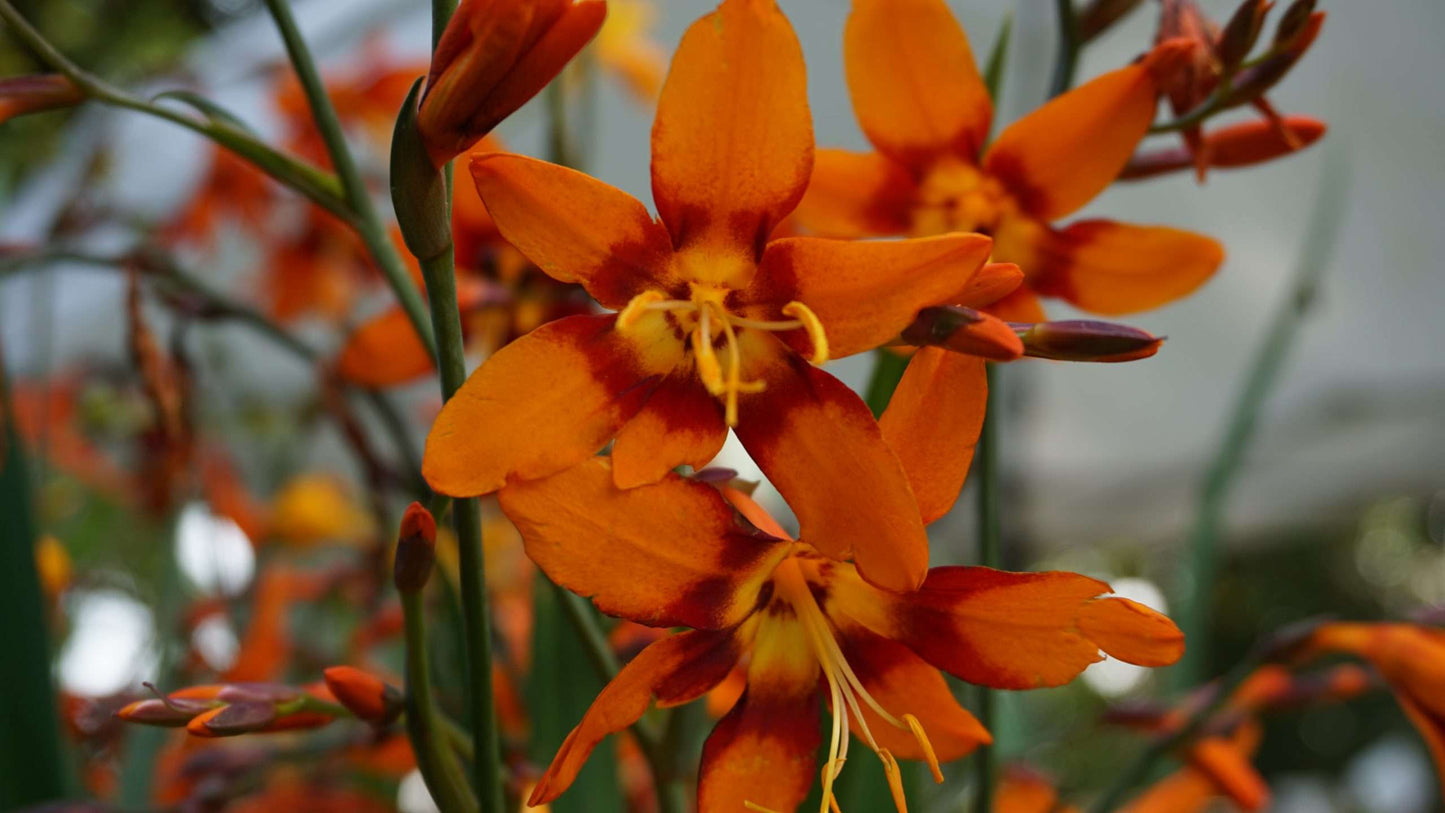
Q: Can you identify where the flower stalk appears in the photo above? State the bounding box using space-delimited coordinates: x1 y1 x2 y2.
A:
972 363 1002 813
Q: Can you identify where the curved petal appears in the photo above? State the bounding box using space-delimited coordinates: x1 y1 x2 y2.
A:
423 314 678 496
498 458 789 630
335 307 433 387
734 343 929 592
880 348 987 524
470 153 676 307
830 566 1184 689
984 286 1047 323
698 616 821 813
1078 594 1187 667
950 261 1024 309
610 373 727 489
1025 219 1224 316
743 233 994 359
651 0 813 256
983 64 1160 220
530 629 741 806
836 620 991 762
844 0 992 169
791 148 918 239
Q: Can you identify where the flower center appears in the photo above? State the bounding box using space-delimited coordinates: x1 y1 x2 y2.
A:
755 558 942 813
912 157 1013 238
616 285 829 426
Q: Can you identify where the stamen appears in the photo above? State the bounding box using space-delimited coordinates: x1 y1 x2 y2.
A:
903 714 944 783
782 301 830 365
711 302 747 427
692 306 725 396
880 750 909 813
616 290 666 331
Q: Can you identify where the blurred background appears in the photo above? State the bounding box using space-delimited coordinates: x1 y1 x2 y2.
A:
2 0 1443 811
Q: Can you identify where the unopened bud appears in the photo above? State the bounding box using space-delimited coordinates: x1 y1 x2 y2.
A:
0 75 83 125
323 666 403 725
1017 320 1163 363
390 78 452 263
116 697 209 727
187 701 277 738
394 502 438 593
900 306 1024 362
1272 0 1318 49
1121 116 1326 181
1216 0 1270 75
1229 11 1324 106
1078 0 1148 42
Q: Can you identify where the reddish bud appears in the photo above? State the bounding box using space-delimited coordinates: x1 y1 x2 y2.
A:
1272 0 1318 49
901 306 1024 362
1017 320 1163 363
186 701 277 738
323 666 403 725
1229 11 1324 105
1078 0 1148 41
115 698 209 727
0 75 83 125
1216 0 1271 74
417 0 607 167
1121 116 1326 181
394 502 438 593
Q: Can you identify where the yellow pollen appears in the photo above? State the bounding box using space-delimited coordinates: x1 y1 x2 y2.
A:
782 301 830 365
615 289 665 331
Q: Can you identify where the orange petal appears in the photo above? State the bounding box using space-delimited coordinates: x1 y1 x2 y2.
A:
983 64 1160 220
950 261 1024 309
844 0 992 169
1119 767 1219 813
879 348 986 524
497 458 790 630
837 621 991 762
1077 596 1186 667
531 630 741 806
1025 219 1224 316
1187 733 1270 812
791 148 918 239
698 617 821 813
470 153 676 307
651 0 813 255
744 232 994 359
610 374 727 489
423 314 675 496
984 286 1048 323
335 307 433 387
734 345 929 592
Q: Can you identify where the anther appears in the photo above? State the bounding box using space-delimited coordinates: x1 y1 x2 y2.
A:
902 714 944 783
782 301 830 365
616 290 666 331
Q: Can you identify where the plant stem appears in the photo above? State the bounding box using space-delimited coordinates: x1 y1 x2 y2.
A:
1171 160 1349 689
259 0 436 366
864 350 911 418
1049 0 1081 97
972 363 1001 813
403 590 481 813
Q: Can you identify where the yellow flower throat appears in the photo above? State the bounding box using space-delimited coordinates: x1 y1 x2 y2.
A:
617 285 829 426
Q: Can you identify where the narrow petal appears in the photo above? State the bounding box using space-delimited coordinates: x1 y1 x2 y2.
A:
698 616 821 813
743 233 994 359
735 343 929 592
791 148 919 239
498 458 789 630
610 374 727 489
1187 730 1269 812
470 153 677 307
335 307 433 387
651 0 813 256
950 261 1024 309
983 64 1160 220
1119 768 1220 813
423 314 678 496
832 567 1183 689
1077 594 1186 667
844 0 992 168
880 348 987 524
1024 219 1224 316
531 630 741 806
836 621 991 762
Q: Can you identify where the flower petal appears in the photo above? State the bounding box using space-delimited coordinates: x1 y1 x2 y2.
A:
530 630 741 806
743 233 994 359
791 148 918 239
423 314 677 496
498 457 789 630
844 0 992 169
735 345 929 592
610 374 727 489
1077 594 1186 667
831 566 1184 689
984 287 1047 323
879 348 987 525
651 0 813 256
1023 219 1224 316
983 64 1160 220
950 261 1024 309
698 616 821 813
335 307 433 387
469 153 676 307
836 620 991 762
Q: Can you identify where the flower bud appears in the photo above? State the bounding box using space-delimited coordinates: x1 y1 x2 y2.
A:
1216 0 1270 75
1228 11 1324 106
323 666 403 725
1120 116 1326 181
417 0 607 167
0 74 83 125
1017 320 1163 363
186 701 278 738
394 501 438 593
1078 0 1148 42
900 306 1024 362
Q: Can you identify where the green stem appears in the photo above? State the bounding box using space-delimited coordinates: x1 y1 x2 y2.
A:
403 590 481 813
1171 161 1348 689
972 364 1001 813
864 350 912 418
1049 0 1081 98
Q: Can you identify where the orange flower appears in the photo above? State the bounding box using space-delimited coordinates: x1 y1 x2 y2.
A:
425 0 998 592
499 459 1184 812
417 0 608 167
993 766 1078 813
163 147 276 248
793 0 1223 320
116 681 339 737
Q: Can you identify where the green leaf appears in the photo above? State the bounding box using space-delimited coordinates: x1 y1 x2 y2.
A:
151 89 256 135
984 12 1013 103
864 349 912 418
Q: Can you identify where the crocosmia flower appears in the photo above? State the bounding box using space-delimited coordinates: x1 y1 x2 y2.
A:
499 459 1185 813
424 0 996 592
794 0 1224 321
